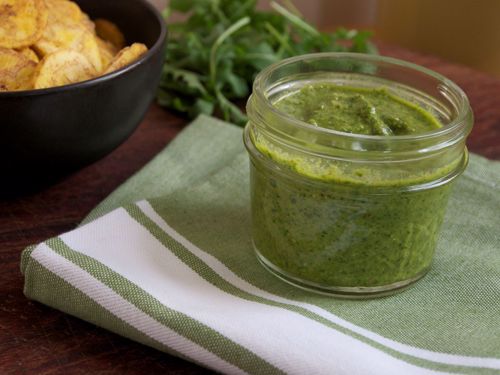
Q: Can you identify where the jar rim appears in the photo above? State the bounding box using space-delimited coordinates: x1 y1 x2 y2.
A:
252 52 472 143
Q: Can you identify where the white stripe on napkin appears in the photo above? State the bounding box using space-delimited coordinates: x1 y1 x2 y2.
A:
31 243 246 375
136 200 500 371
58 207 445 375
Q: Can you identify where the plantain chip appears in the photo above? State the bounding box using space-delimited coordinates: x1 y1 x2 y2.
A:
34 0 102 71
0 47 37 91
96 37 118 70
0 0 145 91
44 0 93 30
81 12 95 32
16 47 40 63
0 0 48 49
33 49 97 89
34 23 102 72
94 19 126 50
104 43 147 74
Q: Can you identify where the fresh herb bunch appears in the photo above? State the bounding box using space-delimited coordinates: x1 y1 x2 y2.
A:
157 0 377 125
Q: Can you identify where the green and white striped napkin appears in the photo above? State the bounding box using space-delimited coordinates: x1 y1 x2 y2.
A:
22 115 500 375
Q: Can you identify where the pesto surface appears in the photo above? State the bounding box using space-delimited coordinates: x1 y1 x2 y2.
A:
251 84 453 290
274 84 441 135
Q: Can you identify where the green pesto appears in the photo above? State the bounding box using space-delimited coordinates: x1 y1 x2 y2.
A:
274 84 442 135
251 84 453 289
251 169 452 287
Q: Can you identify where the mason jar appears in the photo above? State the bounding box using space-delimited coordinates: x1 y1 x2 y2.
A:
244 53 473 298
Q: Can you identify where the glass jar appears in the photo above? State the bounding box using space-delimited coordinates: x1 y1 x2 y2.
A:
244 53 473 298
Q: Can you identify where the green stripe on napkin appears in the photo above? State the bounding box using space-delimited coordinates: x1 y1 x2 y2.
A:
22 115 500 374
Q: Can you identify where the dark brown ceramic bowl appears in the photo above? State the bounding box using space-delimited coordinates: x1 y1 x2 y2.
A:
0 0 167 187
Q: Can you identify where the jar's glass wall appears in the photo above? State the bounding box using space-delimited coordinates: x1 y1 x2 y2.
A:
247 54 472 192
245 53 473 297
249 144 452 291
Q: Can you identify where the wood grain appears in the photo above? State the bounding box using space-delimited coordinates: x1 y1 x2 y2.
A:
1 44 499 375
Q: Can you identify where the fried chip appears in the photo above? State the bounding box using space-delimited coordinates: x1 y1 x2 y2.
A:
33 0 102 71
33 49 97 89
16 47 40 63
96 37 118 70
104 43 147 74
0 0 48 49
44 0 93 30
0 47 37 91
81 12 95 32
0 0 146 91
94 19 126 50
34 24 102 72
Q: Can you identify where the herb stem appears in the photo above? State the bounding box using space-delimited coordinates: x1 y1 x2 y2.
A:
265 22 294 55
270 1 320 36
281 0 302 17
215 88 248 123
209 17 251 87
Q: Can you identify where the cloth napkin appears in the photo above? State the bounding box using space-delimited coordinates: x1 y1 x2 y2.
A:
21 115 500 375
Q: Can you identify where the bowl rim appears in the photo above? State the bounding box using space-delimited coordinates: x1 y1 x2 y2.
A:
0 0 167 98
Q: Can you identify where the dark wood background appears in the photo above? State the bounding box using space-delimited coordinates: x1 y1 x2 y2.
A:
1 45 499 374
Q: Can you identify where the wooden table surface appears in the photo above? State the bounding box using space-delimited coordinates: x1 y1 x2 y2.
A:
1 45 499 375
